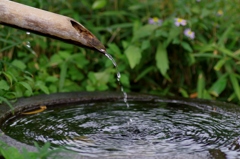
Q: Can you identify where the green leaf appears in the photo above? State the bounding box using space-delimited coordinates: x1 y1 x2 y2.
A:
5 71 18 82
92 0 107 10
2 72 13 86
70 54 89 69
30 142 64 158
11 60 26 70
125 45 141 69
88 72 97 83
68 67 84 81
203 89 212 99
0 147 24 159
218 46 240 61
122 40 129 49
86 85 95 91
46 76 58 83
186 52 196 65
214 58 228 71
35 142 51 156
217 24 234 47
197 72 205 98
22 149 38 159
59 51 71 60
59 62 68 92
201 8 211 18
135 66 154 82
120 74 130 87
36 81 49 94
164 27 181 47
227 93 236 102
49 85 57 93
0 42 22 52
107 43 121 55
155 44 169 76
24 90 32 97
49 54 63 66
97 84 108 91
0 80 9 90
179 88 189 98
18 81 33 95
225 63 240 100
141 40 150 51
0 96 13 113
94 71 109 84
229 73 240 100
132 24 159 42
132 20 141 34
181 41 193 52
14 84 23 97
209 75 227 97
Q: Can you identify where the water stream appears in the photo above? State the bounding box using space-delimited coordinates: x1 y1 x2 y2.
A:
104 52 129 108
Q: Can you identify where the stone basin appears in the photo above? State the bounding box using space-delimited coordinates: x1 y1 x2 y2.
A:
0 92 240 159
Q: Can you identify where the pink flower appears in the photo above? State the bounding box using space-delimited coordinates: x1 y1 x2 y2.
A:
148 17 162 26
184 28 195 39
175 18 187 27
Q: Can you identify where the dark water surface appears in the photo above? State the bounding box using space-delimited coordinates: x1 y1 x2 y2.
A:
1 101 240 158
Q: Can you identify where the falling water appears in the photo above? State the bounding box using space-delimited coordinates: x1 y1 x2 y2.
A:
25 32 36 55
104 52 129 108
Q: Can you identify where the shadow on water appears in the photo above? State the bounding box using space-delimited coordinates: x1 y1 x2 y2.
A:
0 92 240 159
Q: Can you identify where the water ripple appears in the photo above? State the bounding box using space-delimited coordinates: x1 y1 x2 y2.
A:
1 101 240 158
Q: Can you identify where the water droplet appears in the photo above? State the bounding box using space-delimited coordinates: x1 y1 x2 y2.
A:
117 72 121 79
26 41 31 48
121 87 124 92
127 118 133 125
117 72 121 81
100 49 105 53
25 32 36 55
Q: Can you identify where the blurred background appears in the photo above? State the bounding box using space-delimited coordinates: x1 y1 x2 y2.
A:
1 0 240 103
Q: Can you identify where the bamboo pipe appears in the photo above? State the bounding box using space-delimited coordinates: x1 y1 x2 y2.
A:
0 0 106 54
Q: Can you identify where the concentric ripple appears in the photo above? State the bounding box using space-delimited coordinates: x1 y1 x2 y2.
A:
1 101 240 158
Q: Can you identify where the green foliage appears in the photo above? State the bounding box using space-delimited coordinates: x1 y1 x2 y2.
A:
1 0 240 104
0 141 66 159
92 0 107 10
125 45 141 69
156 44 169 76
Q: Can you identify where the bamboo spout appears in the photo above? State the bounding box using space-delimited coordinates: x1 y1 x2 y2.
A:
0 0 106 54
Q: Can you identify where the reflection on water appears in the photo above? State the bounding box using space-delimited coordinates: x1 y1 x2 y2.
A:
1 101 240 158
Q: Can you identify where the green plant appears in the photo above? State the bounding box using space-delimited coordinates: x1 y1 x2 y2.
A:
1 0 240 104
0 141 67 159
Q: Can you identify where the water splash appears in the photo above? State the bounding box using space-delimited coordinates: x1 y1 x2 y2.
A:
25 32 36 55
104 52 129 108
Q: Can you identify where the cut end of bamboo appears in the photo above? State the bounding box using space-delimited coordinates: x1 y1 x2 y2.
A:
69 20 106 53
